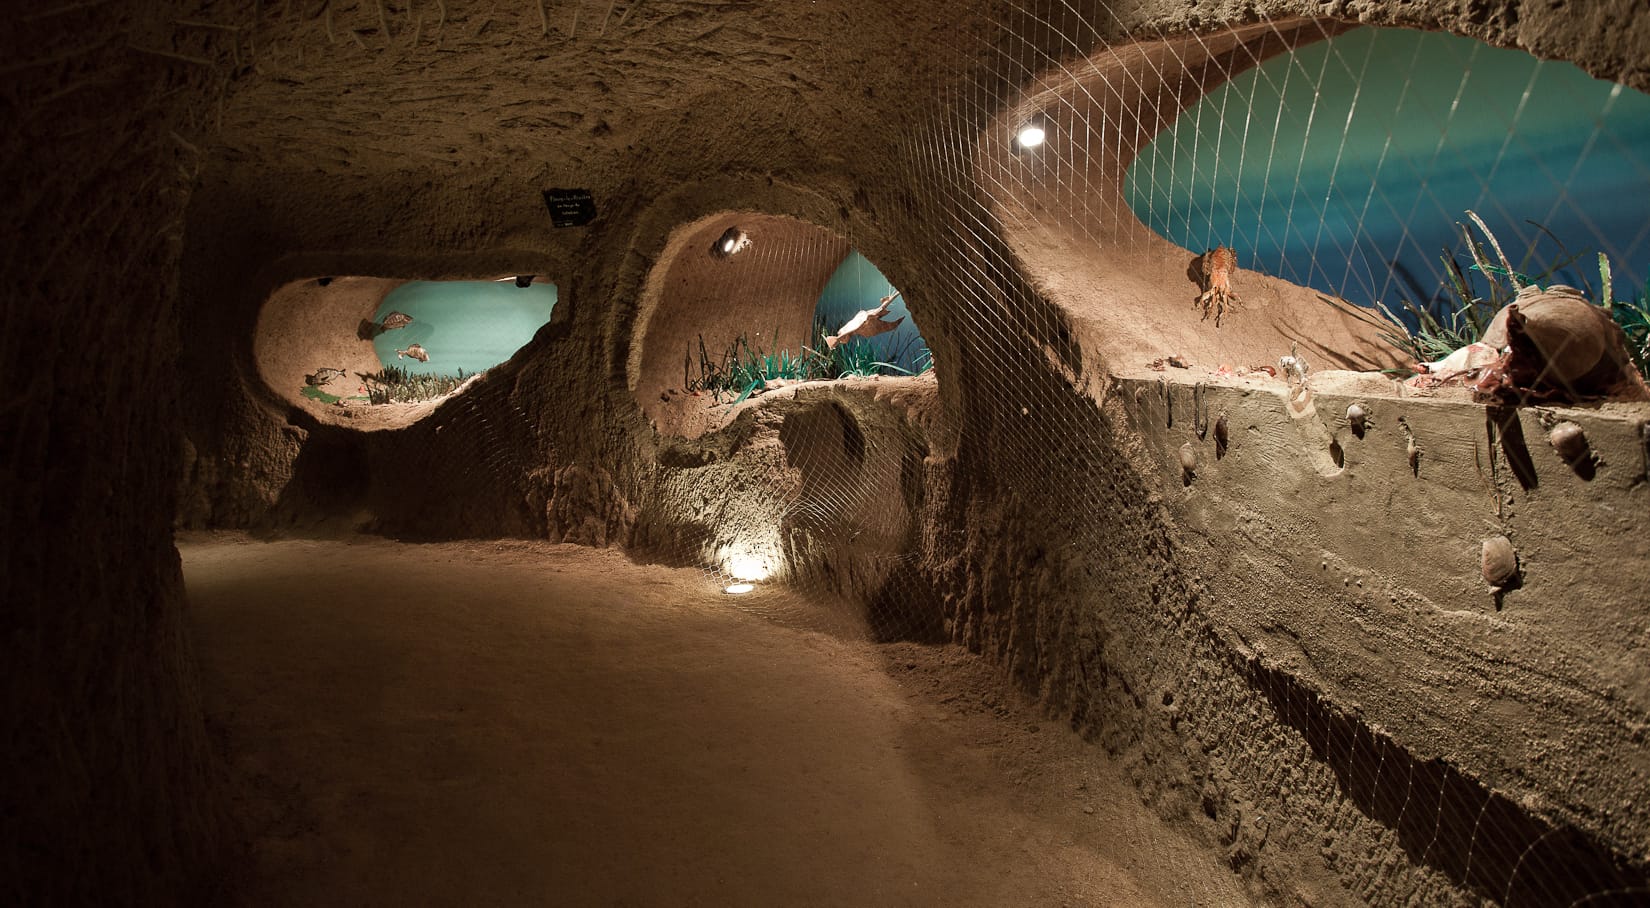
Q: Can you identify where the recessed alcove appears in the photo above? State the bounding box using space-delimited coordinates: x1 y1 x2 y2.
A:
985 20 1650 387
628 212 935 439
255 275 556 430
981 19 1395 374
1125 26 1650 349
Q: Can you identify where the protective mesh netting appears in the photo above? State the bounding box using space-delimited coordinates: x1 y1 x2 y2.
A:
650 8 1650 907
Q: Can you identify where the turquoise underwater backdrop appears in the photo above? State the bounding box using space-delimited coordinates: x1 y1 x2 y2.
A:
1124 27 1650 309
814 251 929 373
372 281 557 375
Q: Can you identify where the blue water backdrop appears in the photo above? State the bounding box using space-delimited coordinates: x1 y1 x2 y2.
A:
372 280 557 375
815 251 930 373
1124 27 1650 312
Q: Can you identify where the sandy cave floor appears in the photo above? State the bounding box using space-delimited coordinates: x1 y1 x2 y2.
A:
182 535 1254 907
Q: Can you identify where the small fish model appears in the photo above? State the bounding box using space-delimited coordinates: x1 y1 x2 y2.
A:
396 344 429 363
305 367 346 386
379 311 414 331
825 293 905 349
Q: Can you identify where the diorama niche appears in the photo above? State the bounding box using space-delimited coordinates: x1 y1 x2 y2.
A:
1124 25 1650 383
255 275 556 428
630 213 933 438
985 21 1650 395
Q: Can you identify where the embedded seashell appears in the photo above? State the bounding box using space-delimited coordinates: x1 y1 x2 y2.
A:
1178 442 1198 476
1214 413 1229 459
1407 439 1421 476
1481 536 1519 589
1346 403 1368 439
1547 421 1588 465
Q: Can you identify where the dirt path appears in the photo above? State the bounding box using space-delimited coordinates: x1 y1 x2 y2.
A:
182 535 1254 907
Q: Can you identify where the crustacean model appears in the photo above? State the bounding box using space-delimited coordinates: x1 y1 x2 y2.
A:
1196 245 1240 326
825 293 905 349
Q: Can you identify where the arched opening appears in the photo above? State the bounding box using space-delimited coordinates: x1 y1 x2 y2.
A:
982 20 1649 391
980 19 1394 373
630 213 933 438
1125 26 1650 380
255 275 557 429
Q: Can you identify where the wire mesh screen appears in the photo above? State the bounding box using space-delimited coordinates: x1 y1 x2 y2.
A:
651 6 1650 907
1128 27 1650 306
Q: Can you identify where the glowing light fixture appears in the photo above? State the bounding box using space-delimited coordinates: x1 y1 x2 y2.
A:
727 554 769 582
1015 124 1046 150
724 582 756 595
710 226 751 259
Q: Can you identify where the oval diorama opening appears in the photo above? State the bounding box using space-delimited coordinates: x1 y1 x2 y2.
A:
1121 25 1650 383
632 213 934 438
256 275 557 429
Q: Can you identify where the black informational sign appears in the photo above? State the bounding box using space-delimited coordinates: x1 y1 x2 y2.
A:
542 188 596 227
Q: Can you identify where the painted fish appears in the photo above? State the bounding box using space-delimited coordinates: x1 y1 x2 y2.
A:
305 367 346 386
396 344 430 363
825 293 905 350
379 311 414 331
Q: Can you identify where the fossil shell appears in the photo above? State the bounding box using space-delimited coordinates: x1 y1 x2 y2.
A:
1481 536 1519 589
1178 442 1198 475
1548 421 1589 464
1346 403 1368 438
1214 413 1229 459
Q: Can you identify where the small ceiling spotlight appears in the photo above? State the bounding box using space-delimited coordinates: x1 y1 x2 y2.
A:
710 226 751 259
724 582 756 595
514 275 535 288
1014 123 1047 151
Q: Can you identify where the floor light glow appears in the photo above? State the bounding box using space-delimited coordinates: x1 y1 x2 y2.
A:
725 582 756 595
727 554 769 582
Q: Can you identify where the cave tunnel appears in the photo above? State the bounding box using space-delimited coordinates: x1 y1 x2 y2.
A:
6 2 1650 906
